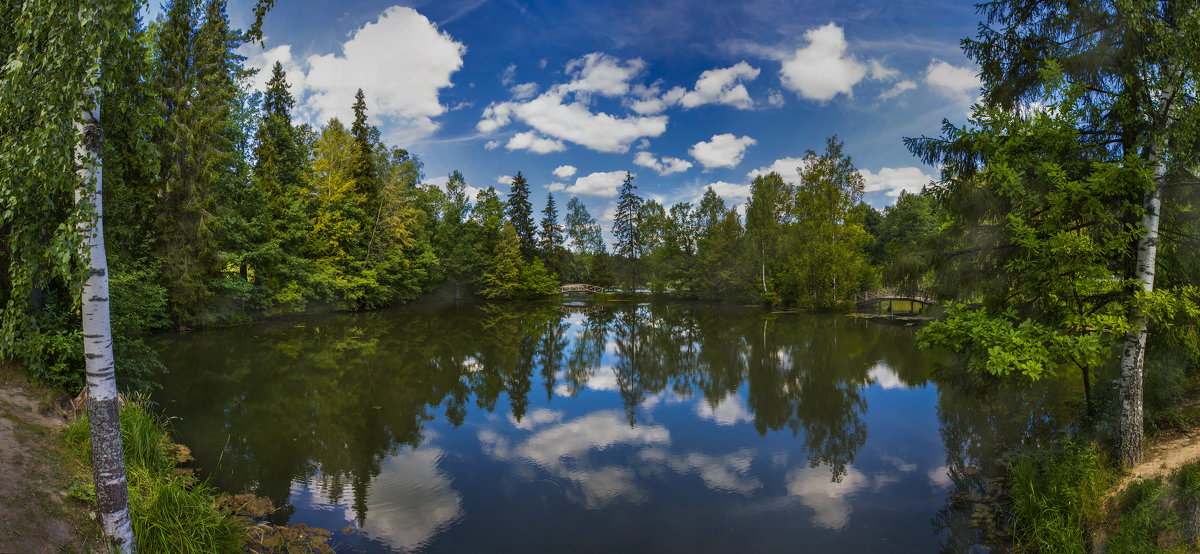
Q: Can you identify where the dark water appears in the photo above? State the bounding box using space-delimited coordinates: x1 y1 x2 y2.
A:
151 300 1078 553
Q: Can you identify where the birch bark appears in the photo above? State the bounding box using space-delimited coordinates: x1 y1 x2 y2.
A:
1116 148 1164 468
76 83 136 551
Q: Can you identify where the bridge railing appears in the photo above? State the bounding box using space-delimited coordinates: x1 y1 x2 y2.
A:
558 284 605 294
854 288 937 305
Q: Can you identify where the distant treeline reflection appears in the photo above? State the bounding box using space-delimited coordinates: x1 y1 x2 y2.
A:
154 301 1075 543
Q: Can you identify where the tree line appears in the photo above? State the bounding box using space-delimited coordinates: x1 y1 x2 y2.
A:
1 0 940 391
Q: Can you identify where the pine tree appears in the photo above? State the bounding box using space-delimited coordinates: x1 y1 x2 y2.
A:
612 172 643 290
506 172 537 258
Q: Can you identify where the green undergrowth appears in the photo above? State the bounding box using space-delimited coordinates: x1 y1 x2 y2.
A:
1103 463 1200 553
1007 441 1200 553
1007 439 1110 553
64 401 242 553
63 400 336 553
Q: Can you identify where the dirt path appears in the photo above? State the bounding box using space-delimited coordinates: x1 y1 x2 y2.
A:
0 365 101 553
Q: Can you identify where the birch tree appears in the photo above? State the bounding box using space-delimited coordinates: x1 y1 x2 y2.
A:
77 77 138 551
953 0 1200 467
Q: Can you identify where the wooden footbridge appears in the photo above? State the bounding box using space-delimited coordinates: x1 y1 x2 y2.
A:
855 288 937 312
558 284 606 294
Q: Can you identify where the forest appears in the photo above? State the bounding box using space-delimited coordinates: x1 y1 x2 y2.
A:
1 0 942 391
3 0 1200 552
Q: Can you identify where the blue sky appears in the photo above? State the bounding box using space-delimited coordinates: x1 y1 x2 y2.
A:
170 0 986 219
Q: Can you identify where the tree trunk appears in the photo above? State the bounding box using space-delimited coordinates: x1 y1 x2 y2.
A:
1116 146 1165 469
760 243 767 295
76 84 136 551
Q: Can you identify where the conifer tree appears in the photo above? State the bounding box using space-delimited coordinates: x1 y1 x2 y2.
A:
350 88 378 200
247 62 312 311
539 192 566 278
506 172 537 257
153 0 237 324
612 172 643 290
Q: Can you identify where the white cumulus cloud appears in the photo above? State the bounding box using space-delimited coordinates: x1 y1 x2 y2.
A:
563 52 647 98
690 134 757 169
553 165 577 179
879 80 918 101
506 131 567 154
633 151 693 176
925 59 981 103
780 23 867 101
858 167 935 198
510 82 539 100
747 156 812 183
676 62 760 110
247 7 466 143
566 171 628 197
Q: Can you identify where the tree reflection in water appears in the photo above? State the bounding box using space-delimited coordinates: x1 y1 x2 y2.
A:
152 300 1072 551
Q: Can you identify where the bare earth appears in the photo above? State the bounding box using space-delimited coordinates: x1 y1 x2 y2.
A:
0 366 100 553
1118 427 1200 492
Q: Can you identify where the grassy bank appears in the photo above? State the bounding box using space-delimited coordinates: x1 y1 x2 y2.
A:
64 401 334 553
1005 439 1200 552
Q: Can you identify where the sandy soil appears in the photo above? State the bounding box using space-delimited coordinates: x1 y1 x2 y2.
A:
0 366 100 553
1116 427 1200 493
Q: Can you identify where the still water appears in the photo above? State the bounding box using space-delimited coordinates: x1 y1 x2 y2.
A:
152 300 1077 553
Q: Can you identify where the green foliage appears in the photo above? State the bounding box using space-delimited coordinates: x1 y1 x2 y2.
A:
913 82 1146 385
481 224 557 299
1106 479 1182 554
66 402 243 552
1007 440 1108 553
0 0 113 375
506 172 537 258
778 137 874 308
612 172 643 290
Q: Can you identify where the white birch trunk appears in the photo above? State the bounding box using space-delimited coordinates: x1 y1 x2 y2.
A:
1116 145 1165 469
76 84 137 552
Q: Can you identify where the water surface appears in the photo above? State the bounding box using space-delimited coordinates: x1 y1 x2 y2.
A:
152 301 1076 552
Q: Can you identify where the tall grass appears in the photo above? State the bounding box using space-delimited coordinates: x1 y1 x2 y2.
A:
1007 439 1108 553
65 401 242 552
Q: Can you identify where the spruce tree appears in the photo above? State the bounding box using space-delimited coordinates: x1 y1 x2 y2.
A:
539 192 566 279
612 172 643 291
350 88 377 200
248 62 311 312
154 0 228 325
539 193 565 253
506 171 537 258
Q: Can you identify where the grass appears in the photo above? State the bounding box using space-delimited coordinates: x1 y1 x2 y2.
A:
1007 445 1200 553
1007 439 1109 553
65 401 243 553
1105 478 1184 553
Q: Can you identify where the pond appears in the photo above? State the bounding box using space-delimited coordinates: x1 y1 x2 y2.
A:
151 300 1078 553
